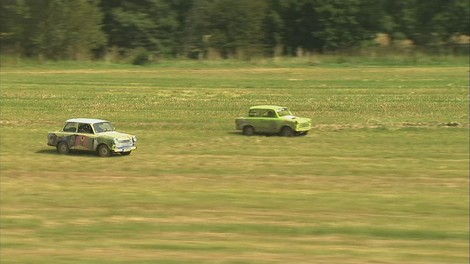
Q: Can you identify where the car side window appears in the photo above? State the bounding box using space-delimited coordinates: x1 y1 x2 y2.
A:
63 122 77 132
262 110 275 118
249 110 260 117
78 123 93 134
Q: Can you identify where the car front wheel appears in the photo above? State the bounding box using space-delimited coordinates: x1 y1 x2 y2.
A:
280 126 294 137
121 151 131 156
98 144 111 157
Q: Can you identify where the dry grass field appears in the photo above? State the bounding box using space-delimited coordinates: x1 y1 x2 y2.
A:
0 65 468 263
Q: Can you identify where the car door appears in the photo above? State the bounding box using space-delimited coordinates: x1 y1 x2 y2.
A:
246 109 263 132
258 110 278 133
59 122 78 148
74 123 97 151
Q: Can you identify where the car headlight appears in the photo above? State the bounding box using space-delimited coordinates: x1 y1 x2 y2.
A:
114 138 119 144
132 136 137 142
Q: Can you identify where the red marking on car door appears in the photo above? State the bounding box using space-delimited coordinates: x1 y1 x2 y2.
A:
74 135 93 150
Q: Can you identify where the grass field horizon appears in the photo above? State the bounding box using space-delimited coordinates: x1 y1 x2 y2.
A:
0 64 468 263
1 52 469 69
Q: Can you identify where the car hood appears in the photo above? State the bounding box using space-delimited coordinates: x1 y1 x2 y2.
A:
280 115 311 123
99 131 135 139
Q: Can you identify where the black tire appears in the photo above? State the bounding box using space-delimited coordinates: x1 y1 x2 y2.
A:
121 151 131 156
242 126 255 136
280 126 294 137
57 141 69 154
98 144 111 157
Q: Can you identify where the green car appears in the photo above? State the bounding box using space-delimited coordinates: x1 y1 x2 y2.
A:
47 118 137 157
235 105 312 136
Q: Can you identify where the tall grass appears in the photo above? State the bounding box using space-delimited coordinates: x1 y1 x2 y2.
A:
1 51 468 68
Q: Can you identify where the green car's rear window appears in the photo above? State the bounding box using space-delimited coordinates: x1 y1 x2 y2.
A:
249 109 261 117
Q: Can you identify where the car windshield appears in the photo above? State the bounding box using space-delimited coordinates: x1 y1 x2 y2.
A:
93 122 115 133
277 108 292 117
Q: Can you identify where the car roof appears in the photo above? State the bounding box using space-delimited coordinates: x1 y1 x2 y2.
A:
65 118 109 124
249 105 286 110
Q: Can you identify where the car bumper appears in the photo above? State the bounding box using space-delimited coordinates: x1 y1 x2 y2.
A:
294 125 311 132
112 146 137 153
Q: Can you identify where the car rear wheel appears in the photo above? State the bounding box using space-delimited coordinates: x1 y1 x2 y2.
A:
98 144 111 157
243 126 255 136
280 126 294 137
57 141 69 154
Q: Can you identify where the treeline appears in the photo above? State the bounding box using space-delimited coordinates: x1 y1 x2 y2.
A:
1 0 468 62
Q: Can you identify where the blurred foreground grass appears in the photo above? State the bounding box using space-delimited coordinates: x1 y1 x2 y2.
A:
0 66 468 263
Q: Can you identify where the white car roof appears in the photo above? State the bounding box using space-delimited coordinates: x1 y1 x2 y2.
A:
66 118 109 124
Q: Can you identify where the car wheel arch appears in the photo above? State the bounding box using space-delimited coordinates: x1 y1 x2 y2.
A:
56 140 69 148
94 138 111 150
96 142 110 151
280 124 294 131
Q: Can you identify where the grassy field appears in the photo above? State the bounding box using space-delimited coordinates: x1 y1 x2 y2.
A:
0 64 468 263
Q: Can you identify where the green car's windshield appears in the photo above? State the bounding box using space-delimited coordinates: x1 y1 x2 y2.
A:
93 122 115 133
277 108 292 117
